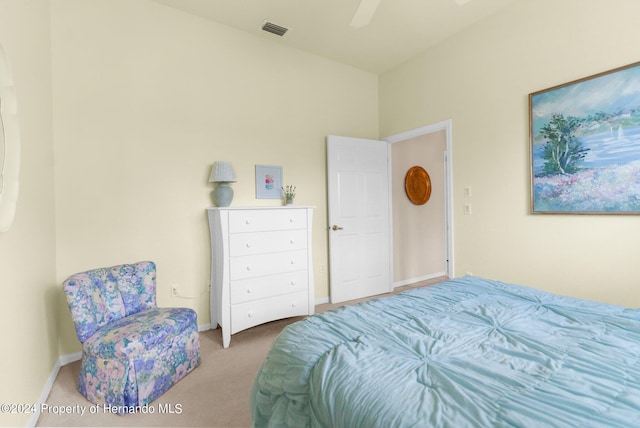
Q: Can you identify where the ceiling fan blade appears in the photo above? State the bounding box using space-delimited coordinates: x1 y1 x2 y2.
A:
350 0 381 28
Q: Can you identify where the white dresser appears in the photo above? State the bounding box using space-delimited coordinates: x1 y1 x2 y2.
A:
206 206 314 348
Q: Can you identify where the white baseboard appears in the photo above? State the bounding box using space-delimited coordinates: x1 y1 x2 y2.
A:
393 271 447 288
59 351 82 366
315 297 330 306
27 351 81 427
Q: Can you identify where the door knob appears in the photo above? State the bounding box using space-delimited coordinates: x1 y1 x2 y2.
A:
332 225 344 231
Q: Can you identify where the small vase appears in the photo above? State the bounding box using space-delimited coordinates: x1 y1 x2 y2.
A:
285 198 293 205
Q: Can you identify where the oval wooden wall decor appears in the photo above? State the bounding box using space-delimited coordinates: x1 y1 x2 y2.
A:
405 166 431 205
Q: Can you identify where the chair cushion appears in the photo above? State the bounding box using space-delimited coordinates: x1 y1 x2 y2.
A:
83 307 197 359
78 306 201 409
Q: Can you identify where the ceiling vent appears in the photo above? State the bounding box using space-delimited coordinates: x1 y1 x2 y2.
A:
261 21 288 37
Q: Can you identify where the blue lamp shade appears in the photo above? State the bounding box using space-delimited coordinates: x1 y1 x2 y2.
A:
209 162 236 207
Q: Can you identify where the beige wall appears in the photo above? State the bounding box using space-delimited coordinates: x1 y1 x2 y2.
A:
392 131 447 283
5 1 640 424
51 0 379 355
0 1 56 426
380 0 640 305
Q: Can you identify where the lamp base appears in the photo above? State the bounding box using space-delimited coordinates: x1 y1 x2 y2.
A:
213 182 234 207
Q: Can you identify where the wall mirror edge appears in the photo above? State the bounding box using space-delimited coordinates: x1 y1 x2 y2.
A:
0 43 20 233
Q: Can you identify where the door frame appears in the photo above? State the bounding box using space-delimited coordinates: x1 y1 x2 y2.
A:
383 119 455 281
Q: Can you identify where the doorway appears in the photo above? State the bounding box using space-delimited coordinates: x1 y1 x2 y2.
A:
326 120 453 303
385 120 454 285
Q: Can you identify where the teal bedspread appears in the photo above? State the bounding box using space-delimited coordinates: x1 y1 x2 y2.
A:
250 276 640 427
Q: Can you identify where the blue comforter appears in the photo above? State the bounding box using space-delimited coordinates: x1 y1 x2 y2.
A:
250 276 640 427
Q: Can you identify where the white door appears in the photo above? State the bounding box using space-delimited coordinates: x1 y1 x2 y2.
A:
327 135 392 303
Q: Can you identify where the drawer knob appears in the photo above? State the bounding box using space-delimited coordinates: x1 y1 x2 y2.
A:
246 266 252 271
246 243 252 248
290 280 296 286
290 260 296 265
246 288 252 294
291 302 296 307
245 219 252 225
248 312 253 318
289 239 295 244
289 217 294 222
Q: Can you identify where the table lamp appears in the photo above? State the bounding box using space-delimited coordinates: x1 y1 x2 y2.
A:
209 161 236 207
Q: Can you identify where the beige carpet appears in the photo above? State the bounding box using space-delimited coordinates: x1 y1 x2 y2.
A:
37 278 445 427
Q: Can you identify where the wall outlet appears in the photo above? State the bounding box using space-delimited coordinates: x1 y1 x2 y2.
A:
171 284 179 297
464 203 472 215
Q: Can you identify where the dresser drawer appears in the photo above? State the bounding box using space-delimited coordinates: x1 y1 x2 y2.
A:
229 229 307 256
230 290 309 334
230 270 308 304
207 206 314 348
228 209 308 233
230 250 308 280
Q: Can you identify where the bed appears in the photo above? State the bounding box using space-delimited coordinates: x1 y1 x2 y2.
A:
250 276 640 427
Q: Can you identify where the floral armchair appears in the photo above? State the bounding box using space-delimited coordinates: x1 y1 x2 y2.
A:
63 261 200 411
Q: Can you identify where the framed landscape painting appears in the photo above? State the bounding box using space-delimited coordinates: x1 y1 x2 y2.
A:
530 61 640 214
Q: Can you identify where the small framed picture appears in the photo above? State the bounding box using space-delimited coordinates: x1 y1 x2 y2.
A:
255 165 283 199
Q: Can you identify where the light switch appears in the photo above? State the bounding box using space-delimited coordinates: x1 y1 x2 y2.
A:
464 203 472 215
464 186 472 198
